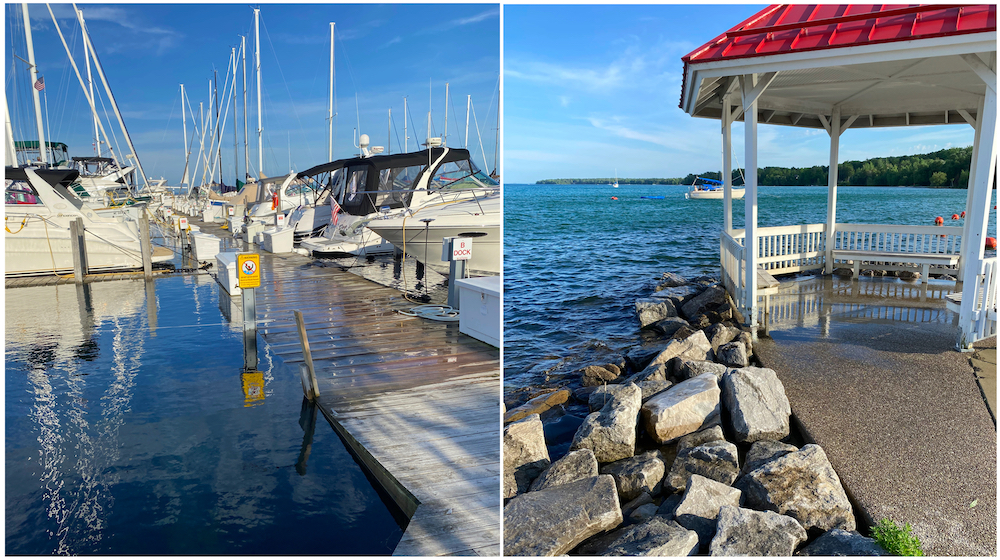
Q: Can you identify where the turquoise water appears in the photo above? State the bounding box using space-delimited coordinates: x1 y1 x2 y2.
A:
503 184 997 392
5 275 403 555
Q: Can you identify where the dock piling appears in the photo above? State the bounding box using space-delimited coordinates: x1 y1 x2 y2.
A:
293 310 320 400
139 207 153 279
69 217 88 283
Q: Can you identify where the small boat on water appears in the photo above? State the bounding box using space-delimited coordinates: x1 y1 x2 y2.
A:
685 176 745 199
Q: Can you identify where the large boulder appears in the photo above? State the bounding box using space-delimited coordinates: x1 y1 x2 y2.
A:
647 330 714 370
677 360 728 380
570 383 642 463
636 298 677 329
503 414 550 498
637 380 673 401
651 317 691 338
628 503 659 524
504 389 571 423
529 448 599 492
504 475 623 556
798 528 889 556
641 373 721 444
716 341 749 368
721 366 791 443
599 450 665 502
664 439 740 493
657 271 689 288
626 343 672 372
589 384 634 412
681 284 729 320
709 506 807 556
674 474 743 547
740 444 856 532
704 323 740 353
737 440 798 480
736 331 753 358
582 365 621 387
601 517 700 557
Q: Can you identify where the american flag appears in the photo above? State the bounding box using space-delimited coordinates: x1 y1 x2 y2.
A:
330 197 341 226
33 76 44 91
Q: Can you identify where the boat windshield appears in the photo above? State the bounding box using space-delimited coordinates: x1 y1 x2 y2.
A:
377 164 425 207
428 159 498 191
5 179 41 205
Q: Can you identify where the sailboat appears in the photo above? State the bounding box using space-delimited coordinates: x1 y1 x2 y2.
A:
613 169 619 188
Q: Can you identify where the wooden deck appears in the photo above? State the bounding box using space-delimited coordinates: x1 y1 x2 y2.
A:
199 218 502 556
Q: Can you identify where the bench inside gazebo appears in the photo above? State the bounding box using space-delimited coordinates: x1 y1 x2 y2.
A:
680 4 997 350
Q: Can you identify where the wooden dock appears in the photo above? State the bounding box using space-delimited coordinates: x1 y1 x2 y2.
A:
199 219 501 555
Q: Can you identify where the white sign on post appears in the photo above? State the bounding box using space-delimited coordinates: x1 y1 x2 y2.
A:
179 217 188 230
450 238 472 261
227 206 235 217
276 213 285 228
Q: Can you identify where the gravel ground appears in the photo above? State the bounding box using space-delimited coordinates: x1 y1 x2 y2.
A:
757 308 996 556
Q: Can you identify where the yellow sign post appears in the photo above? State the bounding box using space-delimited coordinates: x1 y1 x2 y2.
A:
237 253 261 288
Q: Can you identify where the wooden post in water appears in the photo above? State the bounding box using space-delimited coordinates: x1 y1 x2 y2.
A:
69 217 88 283
139 207 153 279
294 310 320 400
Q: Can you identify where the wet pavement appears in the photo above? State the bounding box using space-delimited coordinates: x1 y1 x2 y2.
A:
755 275 996 556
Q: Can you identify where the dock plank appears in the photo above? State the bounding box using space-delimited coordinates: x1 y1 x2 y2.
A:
231 240 501 556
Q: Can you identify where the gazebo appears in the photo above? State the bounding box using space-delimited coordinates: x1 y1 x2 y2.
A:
680 4 997 349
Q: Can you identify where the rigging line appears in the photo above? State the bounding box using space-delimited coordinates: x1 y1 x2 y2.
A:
260 19 308 142
469 99 488 174
449 93 464 149
161 93 178 143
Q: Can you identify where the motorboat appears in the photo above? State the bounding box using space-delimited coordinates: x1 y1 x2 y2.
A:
685 176 745 200
300 147 499 262
5 167 173 276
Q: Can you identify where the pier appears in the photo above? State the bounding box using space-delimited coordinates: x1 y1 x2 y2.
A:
194 218 501 555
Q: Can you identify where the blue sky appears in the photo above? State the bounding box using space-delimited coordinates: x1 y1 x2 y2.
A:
503 4 977 184
6 3 500 185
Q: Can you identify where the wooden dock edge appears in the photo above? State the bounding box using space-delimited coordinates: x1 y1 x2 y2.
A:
315 403 421 521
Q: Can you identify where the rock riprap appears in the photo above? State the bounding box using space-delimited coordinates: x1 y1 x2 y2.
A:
504 414 550 498
635 298 677 329
641 373 721 444
505 389 571 423
646 330 714 371
721 366 791 442
740 444 856 532
798 528 889 556
664 439 740 492
504 475 624 556
529 448 599 492
709 505 807 556
600 517 699 556
570 383 642 463
674 474 743 547
599 450 665 502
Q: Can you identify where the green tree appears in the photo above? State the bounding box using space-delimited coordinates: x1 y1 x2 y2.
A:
929 171 948 186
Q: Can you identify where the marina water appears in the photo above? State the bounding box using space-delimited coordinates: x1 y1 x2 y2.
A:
503 183 997 394
5 271 403 554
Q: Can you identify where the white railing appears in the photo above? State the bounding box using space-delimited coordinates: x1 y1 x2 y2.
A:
720 230 745 310
970 256 998 342
728 224 827 275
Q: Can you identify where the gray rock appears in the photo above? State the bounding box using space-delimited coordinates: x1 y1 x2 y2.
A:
600 450 666 502
705 323 740 352
670 325 699 342
632 361 668 383
601 517 700 556
678 359 728 380
642 373 721 444
689 314 712 329
652 316 690 337
582 364 621 387
717 341 749 368
621 491 654 519
629 503 660 524
626 343 672 372
529 448 599 492
677 425 726 453
798 528 889 556
647 330 715 370
636 298 678 329
657 493 682 519
503 414 550 498
589 384 632 412
657 272 689 288
675 474 743 547
722 366 791 443
638 380 673 401
681 284 729 320
504 475 623 556
665 439 740 493
736 331 754 358
570 383 642 463
709 506 807 556
741 444 856 532
738 440 798 480
505 389 571 423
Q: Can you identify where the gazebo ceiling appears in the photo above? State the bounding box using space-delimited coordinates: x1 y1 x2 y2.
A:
681 4 997 130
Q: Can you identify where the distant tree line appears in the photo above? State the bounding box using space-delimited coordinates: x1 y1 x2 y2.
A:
536 147 973 188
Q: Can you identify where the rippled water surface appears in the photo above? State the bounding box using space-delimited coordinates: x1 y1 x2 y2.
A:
5 275 403 555
503 184 997 392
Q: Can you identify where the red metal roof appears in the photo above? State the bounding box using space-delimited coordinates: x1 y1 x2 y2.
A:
683 4 996 65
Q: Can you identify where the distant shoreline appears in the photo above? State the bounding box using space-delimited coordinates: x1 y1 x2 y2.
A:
527 181 963 189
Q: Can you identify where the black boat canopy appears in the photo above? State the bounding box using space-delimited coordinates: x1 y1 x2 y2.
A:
5 167 80 188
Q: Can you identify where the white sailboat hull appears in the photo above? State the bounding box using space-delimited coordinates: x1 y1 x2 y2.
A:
687 188 745 200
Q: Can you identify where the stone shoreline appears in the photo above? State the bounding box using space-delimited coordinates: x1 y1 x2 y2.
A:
503 272 887 556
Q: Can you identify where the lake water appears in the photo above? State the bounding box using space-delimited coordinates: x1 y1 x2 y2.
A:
5 274 403 555
503 184 997 393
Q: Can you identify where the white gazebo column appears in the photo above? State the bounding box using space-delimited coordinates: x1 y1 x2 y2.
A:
722 94 733 233
958 85 997 350
742 74 759 327
958 96 984 279
824 106 841 274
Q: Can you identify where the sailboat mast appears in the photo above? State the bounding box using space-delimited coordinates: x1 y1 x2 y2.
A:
241 35 248 183
82 12 98 156
5 99 18 167
214 70 221 186
444 82 449 147
493 95 499 177
232 47 238 187
465 95 470 149
21 3 48 165
255 8 263 178
404 97 408 152
387 108 391 155
181 83 189 185
328 22 334 162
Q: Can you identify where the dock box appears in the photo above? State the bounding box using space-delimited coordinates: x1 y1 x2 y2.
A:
215 251 241 296
228 217 244 236
202 205 221 223
456 276 501 347
244 222 267 244
261 227 295 254
190 231 221 262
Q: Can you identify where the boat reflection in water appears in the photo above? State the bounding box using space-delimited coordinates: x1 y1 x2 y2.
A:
5 276 403 555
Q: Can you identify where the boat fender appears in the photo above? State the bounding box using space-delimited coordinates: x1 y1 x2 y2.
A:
986 237 997 250
951 213 960 220
934 216 944 225
960 211 966 218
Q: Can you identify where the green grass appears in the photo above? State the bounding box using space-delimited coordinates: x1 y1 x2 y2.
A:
871 519 924 556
